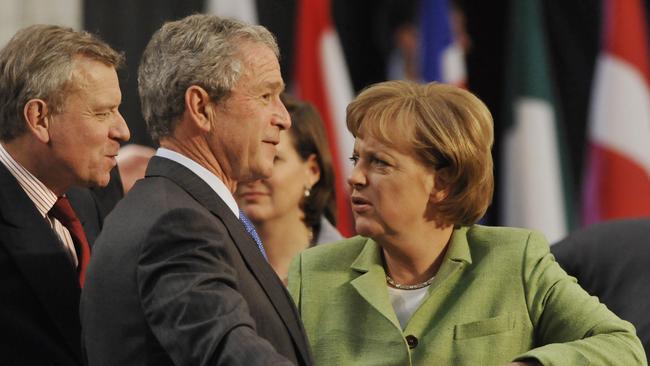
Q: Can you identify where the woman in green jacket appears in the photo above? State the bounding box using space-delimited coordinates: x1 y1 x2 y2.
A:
288 80 646 365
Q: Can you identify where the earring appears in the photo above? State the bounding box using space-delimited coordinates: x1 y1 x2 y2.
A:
304 186 311 198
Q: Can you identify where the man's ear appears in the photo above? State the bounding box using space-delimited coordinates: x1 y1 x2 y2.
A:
23 99 51 143
184 85 212 132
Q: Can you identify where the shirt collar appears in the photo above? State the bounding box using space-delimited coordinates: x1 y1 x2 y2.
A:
0 142 58 217
155 147 239 218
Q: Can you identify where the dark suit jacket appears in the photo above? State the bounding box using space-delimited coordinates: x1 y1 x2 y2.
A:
552 218 650 361
81 156 313 366
67 166 124 235
0 163 108 365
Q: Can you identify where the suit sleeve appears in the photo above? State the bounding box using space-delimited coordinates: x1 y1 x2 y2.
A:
136 208 294 366
513 231 647 365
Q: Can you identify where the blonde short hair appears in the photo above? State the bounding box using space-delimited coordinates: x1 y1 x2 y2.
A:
346 80 494 225
0 25 123 141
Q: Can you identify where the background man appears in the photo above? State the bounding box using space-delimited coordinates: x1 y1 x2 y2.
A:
0 25 130 365
552 218 650 363
81 15 312 365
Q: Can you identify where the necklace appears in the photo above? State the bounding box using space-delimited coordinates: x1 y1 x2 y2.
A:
386 274 435 290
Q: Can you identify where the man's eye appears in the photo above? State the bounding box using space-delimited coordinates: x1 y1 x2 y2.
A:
371 157 388 166
349 155 359 166
262 94 272 101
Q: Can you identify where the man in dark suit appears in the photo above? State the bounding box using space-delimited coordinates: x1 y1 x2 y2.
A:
552 218 650 362
0 25 130 365
81 15 313 365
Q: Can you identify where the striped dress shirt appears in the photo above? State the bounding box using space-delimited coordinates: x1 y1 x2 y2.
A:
0 143 78 266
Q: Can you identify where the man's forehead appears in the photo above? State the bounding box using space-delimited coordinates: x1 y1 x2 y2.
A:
237 65 285 92
69 57 117 87
238 42 280 70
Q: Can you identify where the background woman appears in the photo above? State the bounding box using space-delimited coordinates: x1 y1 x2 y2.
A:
288 81 645 365
237 93 342 282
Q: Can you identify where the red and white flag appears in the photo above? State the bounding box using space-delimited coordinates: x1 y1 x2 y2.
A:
294 0 355 236
582 0 650 224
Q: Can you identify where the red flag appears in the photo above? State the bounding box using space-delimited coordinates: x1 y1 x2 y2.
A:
294 0 355 236
582 0 650 224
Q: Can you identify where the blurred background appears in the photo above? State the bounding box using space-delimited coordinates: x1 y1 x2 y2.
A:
2 0 648 242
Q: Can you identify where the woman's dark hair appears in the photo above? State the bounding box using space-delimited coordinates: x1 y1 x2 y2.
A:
281 93 337 240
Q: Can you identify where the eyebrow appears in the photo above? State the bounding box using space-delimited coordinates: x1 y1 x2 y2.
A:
261 80 285 93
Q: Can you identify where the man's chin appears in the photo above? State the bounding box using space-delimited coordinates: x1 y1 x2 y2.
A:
86 173 112 189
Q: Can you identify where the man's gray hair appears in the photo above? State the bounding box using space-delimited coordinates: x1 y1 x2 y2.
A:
0 25 123 141
138 14 279 141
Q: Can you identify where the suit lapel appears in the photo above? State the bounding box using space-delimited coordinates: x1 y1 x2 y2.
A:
145 157 311 363
350 239 401 329
0 164 81 358
218 205 312 363
406 227 472 333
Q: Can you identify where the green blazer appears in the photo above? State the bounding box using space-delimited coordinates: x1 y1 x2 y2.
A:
289 225 646 366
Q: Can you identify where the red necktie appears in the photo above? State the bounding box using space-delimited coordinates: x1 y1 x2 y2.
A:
50 196 91 287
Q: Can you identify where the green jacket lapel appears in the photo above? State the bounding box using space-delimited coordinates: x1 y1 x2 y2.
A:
406 226 473 333
350 239 401 329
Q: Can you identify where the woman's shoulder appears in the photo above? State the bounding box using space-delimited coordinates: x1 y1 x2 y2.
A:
453 225 550 265
298 235 371 269
465 224 547 244
461 225 551 258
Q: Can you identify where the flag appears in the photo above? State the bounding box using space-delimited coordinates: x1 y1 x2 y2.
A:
501 0 574 243
582 0 650 224
419 0 466 85
294 0 355 236
205 0 257 24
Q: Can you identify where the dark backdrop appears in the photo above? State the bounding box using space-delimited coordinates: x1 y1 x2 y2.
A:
85 0 637 226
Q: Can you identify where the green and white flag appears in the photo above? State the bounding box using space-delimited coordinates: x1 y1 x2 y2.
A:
501 0 574 243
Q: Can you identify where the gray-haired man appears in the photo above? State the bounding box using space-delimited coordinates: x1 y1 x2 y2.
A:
81 14 313 365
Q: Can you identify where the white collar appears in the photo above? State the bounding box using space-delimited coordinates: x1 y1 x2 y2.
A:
155 147 239 218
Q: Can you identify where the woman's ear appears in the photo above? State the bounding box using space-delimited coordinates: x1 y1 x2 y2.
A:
304 153 321 188
23 99 51 143
430 167 451 203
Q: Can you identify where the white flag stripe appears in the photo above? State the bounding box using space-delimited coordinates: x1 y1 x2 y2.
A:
503 98 567 243
442 43 466 85
206 0 258 24
589 54 650 174
320 29 355 181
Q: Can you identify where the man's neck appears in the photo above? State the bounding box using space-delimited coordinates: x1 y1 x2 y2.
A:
2 137 69 196
159 136 236 192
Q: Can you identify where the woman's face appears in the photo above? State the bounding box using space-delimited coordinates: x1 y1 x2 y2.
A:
236 131 320 224
348 134 440 239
